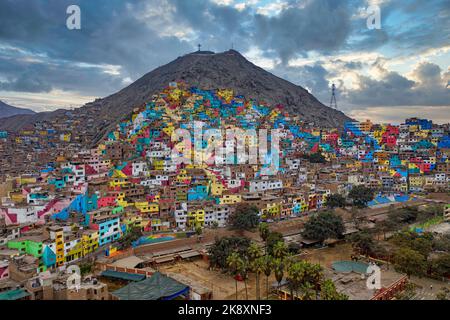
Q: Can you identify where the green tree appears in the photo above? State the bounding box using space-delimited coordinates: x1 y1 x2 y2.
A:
79 262 94 276
301 211 345 243
436 287 450 300
430 253 450 278
393 247 427 277
300 282 315 300
388 206 418 225
273 258 285 291
208 236 251 270
228 204 260 232
348 185 375 208
247 242 263 300
272 241 288 260
392 231 434 257
326 194 346 209
262 255 274 300
350 230 376 256
288 242 301 254
266 231 284 255
258 222 270 251
304 262 324 299
286 262 304 300
251 257 265 300
432 234 450 252
117 226 143 249
240 258 250 300
377 216 398 240
195 225 203 242
227 252 245 300
320 279 348 300
394 283 417 300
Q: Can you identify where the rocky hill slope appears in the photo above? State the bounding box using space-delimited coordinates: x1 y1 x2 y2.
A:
0 50 351 142
0 100 35 119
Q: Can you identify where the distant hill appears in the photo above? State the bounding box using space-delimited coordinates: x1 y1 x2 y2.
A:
0 100 35 119
0 50 351 142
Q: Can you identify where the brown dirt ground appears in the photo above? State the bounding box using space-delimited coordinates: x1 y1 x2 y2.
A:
159 259 279 300
301 242 354 268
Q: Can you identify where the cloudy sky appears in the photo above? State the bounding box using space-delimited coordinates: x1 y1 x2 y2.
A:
0 0 449 123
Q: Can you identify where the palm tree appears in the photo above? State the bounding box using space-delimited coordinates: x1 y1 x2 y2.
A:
262 255 273 300
286 262 304 300
272 241 288 260
258 223 270 252
195 225 203 242
320 279 348 300
307 263 324 299
227 251 244 300
248 242 263 261
273 258 285 292
251 257 265 300
247 243 263 300
300 282 315 300
241 258 250 300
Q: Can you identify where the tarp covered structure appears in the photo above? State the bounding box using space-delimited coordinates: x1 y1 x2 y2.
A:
100 269 146 282
112 272 189 300
0 288 30 300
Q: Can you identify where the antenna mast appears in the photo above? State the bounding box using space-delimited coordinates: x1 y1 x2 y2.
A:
330 83 338 110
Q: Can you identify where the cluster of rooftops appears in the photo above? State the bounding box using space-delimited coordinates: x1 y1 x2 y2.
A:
0 81 449 276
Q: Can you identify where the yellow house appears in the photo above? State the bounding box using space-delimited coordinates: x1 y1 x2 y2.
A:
219 194 242 205
409 176 425 188
55 229 65 267
176 170 191 183
60 133 71 142
109 170 129 188
82 231 99 256
162 124 175 137
210 181 225 196
264 202 281 218
10 193 25 204
135 202 159 214
187 209 205 228
20 177 37 185
117 199 131 207
123 215 144 230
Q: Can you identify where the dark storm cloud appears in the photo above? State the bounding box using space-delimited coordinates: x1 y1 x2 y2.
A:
169 0 253 53
271 62 333 103
0 0 194 95
0 0 358 97
347 62 450 106
0 49 130 97
253 0 353 62
0 72 52 93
